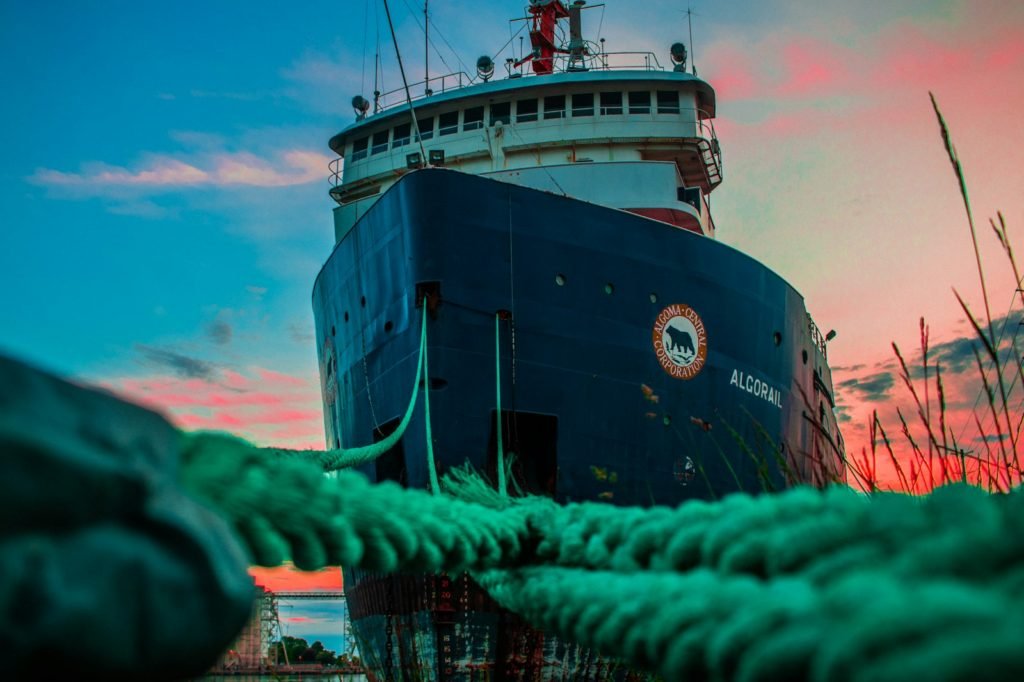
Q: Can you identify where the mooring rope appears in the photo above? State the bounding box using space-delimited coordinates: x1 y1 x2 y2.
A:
495 312 507 497
6 347 1024 681
175 433 1024 680
423 311 440 494
262 308 429 472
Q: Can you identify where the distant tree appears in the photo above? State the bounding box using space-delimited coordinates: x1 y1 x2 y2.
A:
271 636 310 665
316 649 337 665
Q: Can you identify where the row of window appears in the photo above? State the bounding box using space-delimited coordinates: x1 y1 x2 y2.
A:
350 90 686 161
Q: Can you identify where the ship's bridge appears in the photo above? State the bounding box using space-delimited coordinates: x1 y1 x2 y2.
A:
327 67 722 243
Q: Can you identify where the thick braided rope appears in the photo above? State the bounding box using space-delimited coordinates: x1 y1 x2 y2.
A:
523 485 1024 583
474 565 1024 682
179 435 1024 681
179 431 532 571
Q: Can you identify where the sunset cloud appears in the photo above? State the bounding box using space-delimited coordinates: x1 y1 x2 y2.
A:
30 148 331 192
102 363 324 450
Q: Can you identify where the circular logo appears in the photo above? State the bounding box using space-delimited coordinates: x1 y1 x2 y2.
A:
652 304 707 380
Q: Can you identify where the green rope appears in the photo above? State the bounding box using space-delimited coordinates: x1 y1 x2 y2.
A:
9 347 1024 681
260 308 428 471
423 310 439 494
495 313 506 497
179 432 531 572
177 432 1024 680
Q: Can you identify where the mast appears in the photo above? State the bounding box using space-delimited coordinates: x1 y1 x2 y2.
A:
686 4 697 76
424 0 431 96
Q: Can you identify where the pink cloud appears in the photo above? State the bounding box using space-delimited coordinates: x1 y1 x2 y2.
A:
103 365 325 450
250 565 343 592
775 40 848 96
258 367 310 388
34 159 209 187
30 148 331 191
701 43 759 100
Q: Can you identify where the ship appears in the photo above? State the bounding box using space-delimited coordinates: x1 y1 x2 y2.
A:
312 1 845 679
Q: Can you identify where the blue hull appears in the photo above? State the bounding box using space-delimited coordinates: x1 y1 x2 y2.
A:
312 169 843 679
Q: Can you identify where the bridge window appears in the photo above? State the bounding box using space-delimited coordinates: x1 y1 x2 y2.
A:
464 105 484 131
543 95 566 119
351 136 368 161
600 91 622 115
371 129 390 155
628 91 651 114
490 101 511 126
571 93 594 117
657 90 680 114
392 122 411 149
517 98 538 122
439 111 459 136
417 116 434 141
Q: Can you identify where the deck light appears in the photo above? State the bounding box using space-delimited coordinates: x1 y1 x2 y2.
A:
670 42 688 72
825 330 837 342
406 152 424 170
352 95 370 120
477 55 495 81
429 150 445 167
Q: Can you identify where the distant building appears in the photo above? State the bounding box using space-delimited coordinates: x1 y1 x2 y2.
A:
210 586 281 673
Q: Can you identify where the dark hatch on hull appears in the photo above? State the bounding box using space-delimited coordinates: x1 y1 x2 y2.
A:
487 411 558 498
374 417 408 487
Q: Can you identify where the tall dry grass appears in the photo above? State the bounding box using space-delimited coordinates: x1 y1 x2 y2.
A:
843 94 1023 494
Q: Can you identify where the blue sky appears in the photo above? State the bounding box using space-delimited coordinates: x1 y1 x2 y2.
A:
3 0 1024 657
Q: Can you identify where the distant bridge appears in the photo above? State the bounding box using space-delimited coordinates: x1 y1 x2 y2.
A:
272 591 347 600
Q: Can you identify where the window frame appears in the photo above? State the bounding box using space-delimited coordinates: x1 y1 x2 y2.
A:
351 136 369 161
656 90 680 115
416 116 434 141
628 91 651 115
543 94 566 120
392 122 412 149
438 111 459 136
516 98 538 123
371 129 390 155
571 93 595 117
599 91 623 115
490 101 512 126
463 105 484 131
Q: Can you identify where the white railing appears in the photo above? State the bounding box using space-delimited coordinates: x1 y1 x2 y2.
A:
367 51 668 115
808 314 829 360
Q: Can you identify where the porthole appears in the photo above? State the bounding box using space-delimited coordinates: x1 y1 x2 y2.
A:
663 415 672 427
344 311 350 323
384 321 393 333
360 296 367 308
555 274 566 286
802 350 808 364
773 331 782 346
604 283 614 295
649 293 658 303
331 325 336 337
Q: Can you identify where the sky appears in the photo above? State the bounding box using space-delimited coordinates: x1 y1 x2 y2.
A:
3 0 1024 654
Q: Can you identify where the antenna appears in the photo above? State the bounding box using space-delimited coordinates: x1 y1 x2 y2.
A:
686 4 697 76
424 1 431 96
381 0 428 163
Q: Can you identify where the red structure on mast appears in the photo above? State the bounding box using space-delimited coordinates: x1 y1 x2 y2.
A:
515 0 571 75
